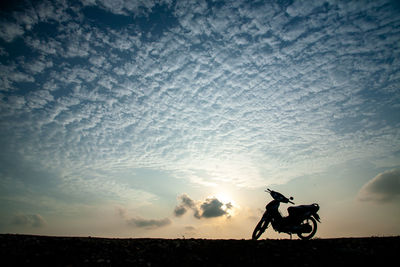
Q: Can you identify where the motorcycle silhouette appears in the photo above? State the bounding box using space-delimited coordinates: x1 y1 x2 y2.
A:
252 189 321 240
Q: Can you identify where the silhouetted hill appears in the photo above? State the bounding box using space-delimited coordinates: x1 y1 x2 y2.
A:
1 234 398 266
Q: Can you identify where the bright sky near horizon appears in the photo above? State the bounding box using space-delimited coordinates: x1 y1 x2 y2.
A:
0 0 399 239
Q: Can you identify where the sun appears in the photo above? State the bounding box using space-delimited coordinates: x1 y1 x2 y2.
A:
213 192 238 216
215 192 233 205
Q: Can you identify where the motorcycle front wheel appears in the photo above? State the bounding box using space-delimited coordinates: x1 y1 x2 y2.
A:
297 217 317 240
252 217 270 240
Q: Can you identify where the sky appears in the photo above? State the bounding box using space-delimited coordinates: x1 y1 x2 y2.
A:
0 0 399 239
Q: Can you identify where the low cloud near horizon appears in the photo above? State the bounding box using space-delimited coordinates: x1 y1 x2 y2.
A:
12 213 47 228
126 217 172 229
174 194 233 219
358 169 400 203
116 206 171 229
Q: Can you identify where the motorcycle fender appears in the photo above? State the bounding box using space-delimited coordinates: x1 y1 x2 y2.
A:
313 213 321 223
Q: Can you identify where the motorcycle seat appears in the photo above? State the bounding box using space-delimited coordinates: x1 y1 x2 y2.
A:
288 203 319 215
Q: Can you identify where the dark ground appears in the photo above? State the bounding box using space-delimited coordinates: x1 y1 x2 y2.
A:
1 234 399 266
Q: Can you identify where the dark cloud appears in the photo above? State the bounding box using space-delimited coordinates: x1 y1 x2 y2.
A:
173 205 187 217
126 217 171 229
180 194 196 208
358 169 400 202
174 194 233 219
174 194 201 219
200 198 227 218
12 214 46 228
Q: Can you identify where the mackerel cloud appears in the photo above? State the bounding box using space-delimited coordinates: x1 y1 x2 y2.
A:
0 0 399 200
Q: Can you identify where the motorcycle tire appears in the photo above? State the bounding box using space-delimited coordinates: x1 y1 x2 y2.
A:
252 217 269 240
297 217 317 240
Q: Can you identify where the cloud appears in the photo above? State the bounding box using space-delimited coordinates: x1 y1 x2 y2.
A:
12 214 47 228
174 193 200 218
82 0 171 17
0 0 71 43
200 197 230 218
173 205 187 217
174 194 233 219
126 217 171 229
358 169 400 203
115 206 171 229
0 22 24 42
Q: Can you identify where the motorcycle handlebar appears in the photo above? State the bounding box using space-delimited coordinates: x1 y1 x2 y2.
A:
266 188 295 204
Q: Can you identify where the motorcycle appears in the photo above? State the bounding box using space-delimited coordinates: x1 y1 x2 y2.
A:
252 189 321 240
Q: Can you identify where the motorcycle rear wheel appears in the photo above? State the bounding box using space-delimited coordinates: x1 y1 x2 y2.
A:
252 217 270 240
297 217 317 240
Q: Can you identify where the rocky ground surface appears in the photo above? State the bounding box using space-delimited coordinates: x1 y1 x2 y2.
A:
1 234 399 266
